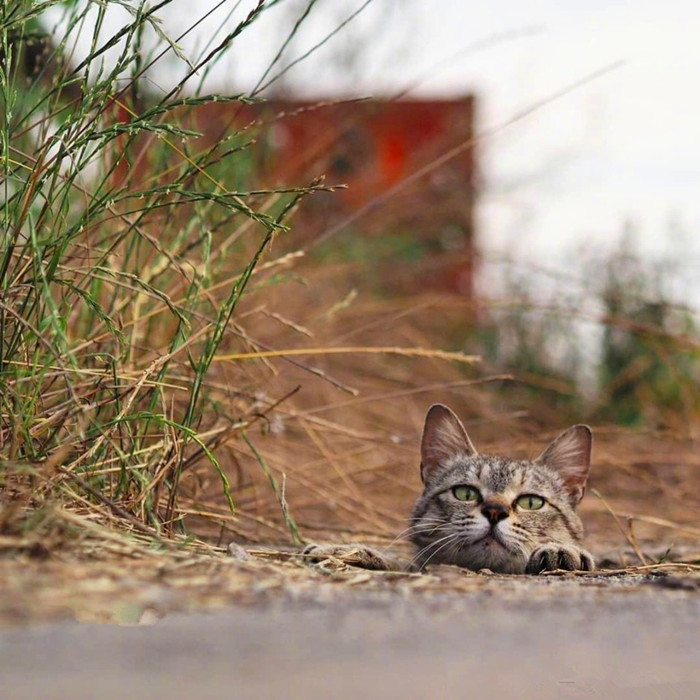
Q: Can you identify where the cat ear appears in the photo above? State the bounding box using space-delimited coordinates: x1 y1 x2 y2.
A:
536 425 592 505
420 404 477 483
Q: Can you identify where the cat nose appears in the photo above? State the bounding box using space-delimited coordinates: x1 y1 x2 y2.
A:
482 501 509 525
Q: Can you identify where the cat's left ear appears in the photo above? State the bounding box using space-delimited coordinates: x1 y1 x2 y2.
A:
535 425 592 505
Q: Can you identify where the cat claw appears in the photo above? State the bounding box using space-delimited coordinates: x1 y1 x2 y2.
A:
526 544 595 574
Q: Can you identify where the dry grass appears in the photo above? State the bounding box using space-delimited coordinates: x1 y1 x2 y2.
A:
5 274 698 556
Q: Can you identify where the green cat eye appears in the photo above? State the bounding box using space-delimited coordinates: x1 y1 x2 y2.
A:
452 485 480 502
516 494 545 510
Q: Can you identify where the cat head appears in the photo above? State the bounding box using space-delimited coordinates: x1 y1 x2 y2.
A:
420 403 591 505
411 404 592 572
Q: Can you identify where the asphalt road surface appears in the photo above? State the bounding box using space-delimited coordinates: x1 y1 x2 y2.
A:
2 590 698 700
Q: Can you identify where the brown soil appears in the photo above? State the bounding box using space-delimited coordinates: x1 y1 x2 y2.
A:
0 532 697 628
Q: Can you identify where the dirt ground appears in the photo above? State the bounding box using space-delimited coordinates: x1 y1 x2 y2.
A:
1 425 698 628
0 534 697 628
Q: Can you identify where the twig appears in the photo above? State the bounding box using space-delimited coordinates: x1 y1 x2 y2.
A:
241 432 303 545
627 517 648 565
57 466 164 543
541 562 700 577
215 346 480 364
592 489 647 565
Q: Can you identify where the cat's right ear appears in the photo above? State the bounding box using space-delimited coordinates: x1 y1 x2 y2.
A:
420 404 477 483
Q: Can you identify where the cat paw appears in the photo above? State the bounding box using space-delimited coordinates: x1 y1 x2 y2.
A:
526 544 595 574
301 543 392 571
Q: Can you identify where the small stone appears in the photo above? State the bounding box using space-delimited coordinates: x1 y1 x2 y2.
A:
227 543 252 561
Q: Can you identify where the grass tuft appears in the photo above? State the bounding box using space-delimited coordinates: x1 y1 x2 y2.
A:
0 0 340 543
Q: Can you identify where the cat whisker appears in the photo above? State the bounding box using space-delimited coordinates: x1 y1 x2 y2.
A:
399 518 445 537
411 527 452 550
410 531 460 569
371 520 447 558
406 521 447 536
411 521 449 542
405 520 449 536
416 536 462 569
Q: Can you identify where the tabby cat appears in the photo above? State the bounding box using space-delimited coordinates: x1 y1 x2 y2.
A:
411 403 594 574
304 403 595 574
